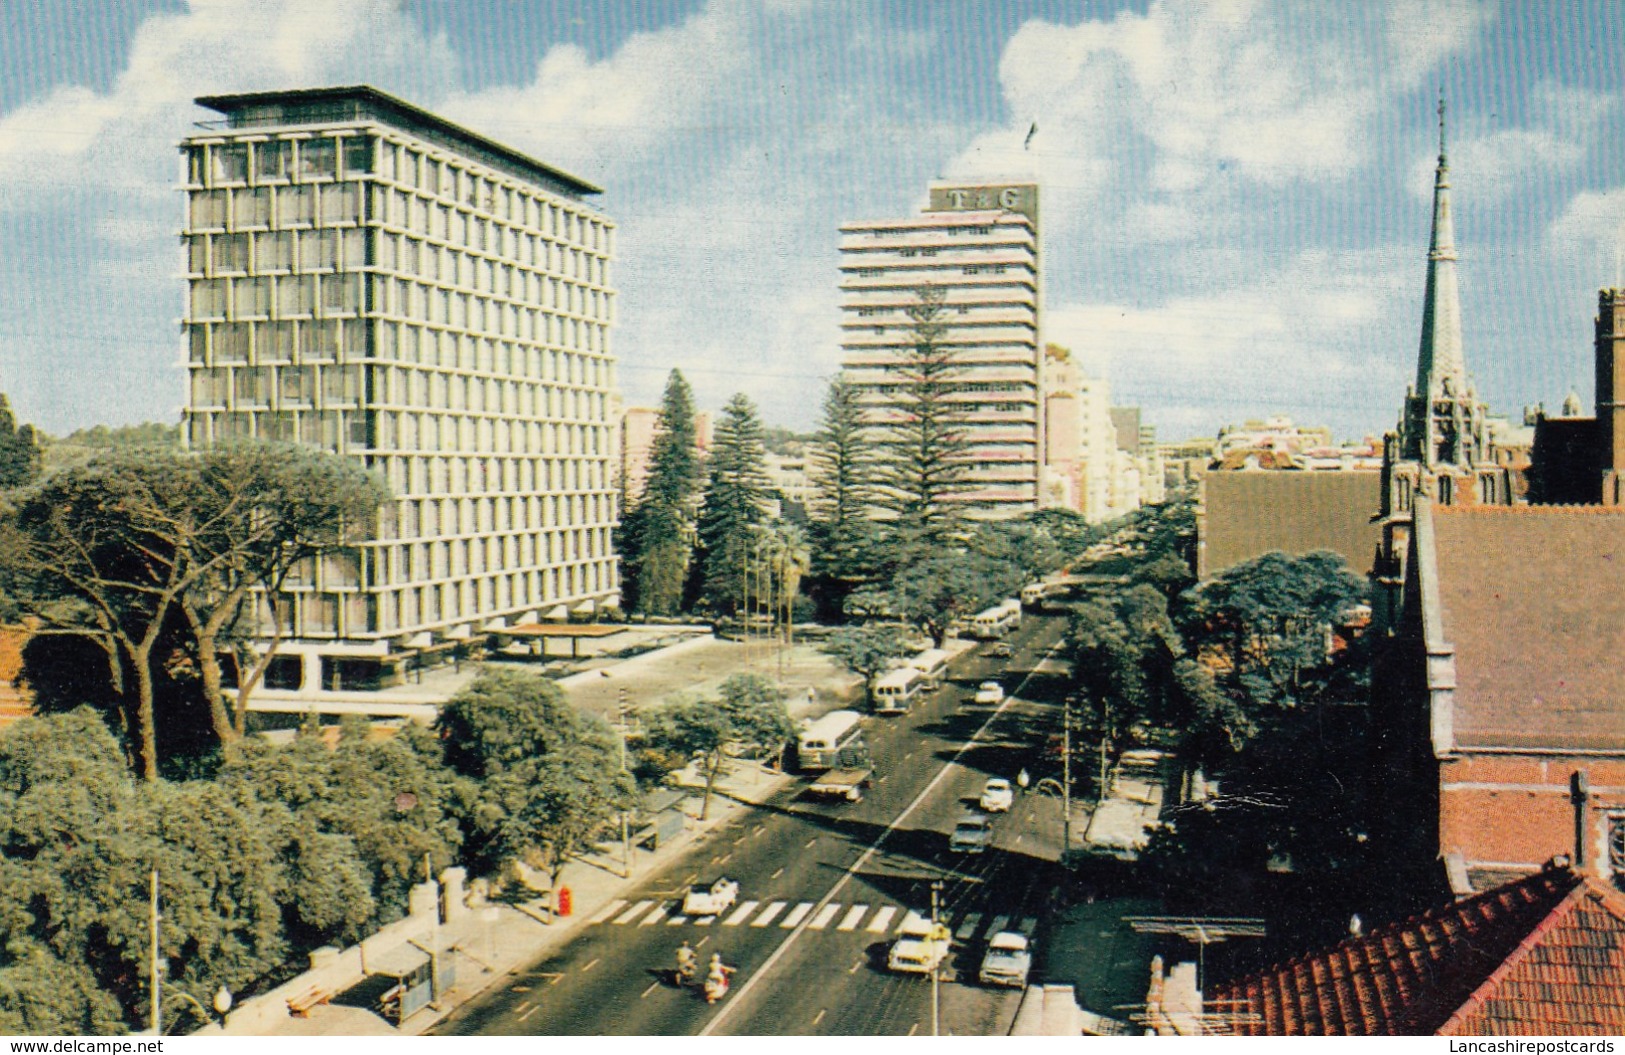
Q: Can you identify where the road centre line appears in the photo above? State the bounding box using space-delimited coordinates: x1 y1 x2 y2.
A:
581 958 599 973
771 868 784 880
813 1009 827 1026
700 634 1069 1037
642 982 659 998
518 1006 538 1023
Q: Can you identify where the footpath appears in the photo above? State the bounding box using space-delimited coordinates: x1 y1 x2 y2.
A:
214 635 862 1037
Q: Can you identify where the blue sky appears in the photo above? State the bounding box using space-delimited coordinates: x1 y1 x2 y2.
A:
1 0 1622 442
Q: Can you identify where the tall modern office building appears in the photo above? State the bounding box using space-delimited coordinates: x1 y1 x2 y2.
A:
839 181 1043 517
181 87 619 693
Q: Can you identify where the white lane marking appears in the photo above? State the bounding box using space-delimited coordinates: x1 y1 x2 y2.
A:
836 905 868 931
807 904 841 930
666 914 690 926
642 981 659 998
614 900 655 925
804 837 817 849
518 1005 539 1023
699 633 1072 1038
813 1009 827 1026
954 912 983 941
640 902 671 926
1018 916 1038 937
987 914 1011 937
588 899 627 925
723 901 759 926
866 906 898 933
781 902 814 928
693 915 716 926
907 1022 918 1036
581 958 600 973
751 901 787 928
771 868 784 880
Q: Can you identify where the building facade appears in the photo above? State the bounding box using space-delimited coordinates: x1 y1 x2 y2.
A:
181 86 620 690
839 181 1043 517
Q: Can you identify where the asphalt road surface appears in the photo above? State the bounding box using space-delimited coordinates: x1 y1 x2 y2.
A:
434 611 1074 1037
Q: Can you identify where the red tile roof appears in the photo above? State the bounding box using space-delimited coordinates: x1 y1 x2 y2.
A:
1208 866 1625 1035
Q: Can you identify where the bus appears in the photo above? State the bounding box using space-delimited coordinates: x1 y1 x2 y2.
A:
797 710 868 771
969 602 1020 640
873 667 926 714
999 597 1022 628
905 648 952 690
1020 582 1048 608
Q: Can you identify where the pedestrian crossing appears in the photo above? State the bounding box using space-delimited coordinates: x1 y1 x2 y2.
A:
589 896 1036 941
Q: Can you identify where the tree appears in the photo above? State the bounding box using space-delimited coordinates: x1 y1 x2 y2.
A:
622 371 703 615
1175 550 1370 753
822 624 913 708
969 520 1066 583
0 395 41 489
697 393 772 613
643 674 793 820
180 442 386 746
883 550 1023 647
437 670 634 907
807 376 886 620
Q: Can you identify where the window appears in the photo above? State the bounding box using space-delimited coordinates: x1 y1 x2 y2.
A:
191 190 227 229
235 278 272 317
298 138 336 179
279 185 315 226
256 140 288 181
214 233 249 274
213 144 248 183
342 136 373 176
233 187 271 228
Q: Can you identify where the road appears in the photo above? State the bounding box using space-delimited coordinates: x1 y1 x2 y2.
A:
434 611 1075 1037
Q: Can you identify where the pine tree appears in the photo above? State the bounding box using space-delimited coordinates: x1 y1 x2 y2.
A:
808 374 884 620
874 284 975 543
698 392 771 613
621 371 702 616
0 395 42 489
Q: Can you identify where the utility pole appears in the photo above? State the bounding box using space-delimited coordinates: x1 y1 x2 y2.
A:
1098 698 1111 804
617 689 634 878
149 870 161 1036
930 880 944 1037
1061 699 1072 858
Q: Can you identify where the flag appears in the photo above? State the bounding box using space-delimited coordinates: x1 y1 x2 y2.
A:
1024 121 1037 151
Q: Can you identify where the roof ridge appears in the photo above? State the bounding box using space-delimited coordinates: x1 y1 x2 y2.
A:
1434 502 1625 515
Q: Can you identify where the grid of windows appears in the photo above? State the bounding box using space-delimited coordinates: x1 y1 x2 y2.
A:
182 115 619 643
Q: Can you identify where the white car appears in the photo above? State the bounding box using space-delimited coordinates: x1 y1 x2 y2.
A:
973 681 1005 706
949 814 994 854
681 877 739 916
888 910 950 974
978 931 1032 988
979 777 1014 813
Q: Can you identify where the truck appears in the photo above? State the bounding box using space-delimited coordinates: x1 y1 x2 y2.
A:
805 766 874 803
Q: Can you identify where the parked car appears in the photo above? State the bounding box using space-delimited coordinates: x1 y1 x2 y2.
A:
888 910 950 974
979 777 1014 813
973 681 1006 706
978 931 1032 988
949 814 994 854
681 877 739 916
986 641 1014 658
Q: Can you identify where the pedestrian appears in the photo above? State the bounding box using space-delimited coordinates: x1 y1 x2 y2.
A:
807 686 817 706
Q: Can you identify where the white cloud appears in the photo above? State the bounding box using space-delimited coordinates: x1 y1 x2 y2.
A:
1547 187 1625 275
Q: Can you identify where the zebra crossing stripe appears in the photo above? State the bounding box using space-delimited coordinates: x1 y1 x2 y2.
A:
780 902 814 928
1018 916 1038 937
693 914 715 926
751 902 787 928
987 914 1012 938
666 914 689 926
954 912 982 941
836 905 868 931
588 899 627 925
614 900 655 925
723 901 760 926
867 906 897 933
640 903 671 926
807 904 841 930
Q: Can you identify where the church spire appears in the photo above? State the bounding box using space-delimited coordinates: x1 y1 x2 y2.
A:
1415 95 1466 399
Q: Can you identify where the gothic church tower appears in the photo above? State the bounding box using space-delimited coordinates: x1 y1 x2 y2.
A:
1375 100 1514 627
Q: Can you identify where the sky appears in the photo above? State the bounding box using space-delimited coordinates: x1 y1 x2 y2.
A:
1 0 1623 443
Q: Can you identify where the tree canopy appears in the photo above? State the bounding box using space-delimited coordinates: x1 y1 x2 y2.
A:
698 393 772 613
642 673 793 819
621 370 702 616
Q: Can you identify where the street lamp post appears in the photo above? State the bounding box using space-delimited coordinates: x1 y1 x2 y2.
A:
1061 698 1073 858
617 689 634 878
148 870 233 1034
930 880 944 1037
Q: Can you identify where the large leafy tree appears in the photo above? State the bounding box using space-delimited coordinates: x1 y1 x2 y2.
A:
881 550 1024 647
642 673 793 820
807 375 886 620
822 624 912 709
437 670 634 907
622 370 703 615
697 393 772 614
0 395 41 490
873 284 976 542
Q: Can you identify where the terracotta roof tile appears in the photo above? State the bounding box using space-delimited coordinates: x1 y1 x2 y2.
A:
1209 867 1625 1035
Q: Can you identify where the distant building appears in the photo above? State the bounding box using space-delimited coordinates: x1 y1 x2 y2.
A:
1042 344 1116 521
1196 470 1383 580
1147 862 1625 1035
1527 288 1625 505
180 86 620 693
840 181 1043 517
615 404 712 506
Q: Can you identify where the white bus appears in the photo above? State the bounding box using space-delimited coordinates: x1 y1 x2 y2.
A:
1020 582 1048 608
905 648 952 690
999 597 1023 628
873 666 926 714
969 603 1019 639
797 710 868 771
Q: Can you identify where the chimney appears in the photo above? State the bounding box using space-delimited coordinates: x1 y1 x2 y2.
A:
1596 290 1625 504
